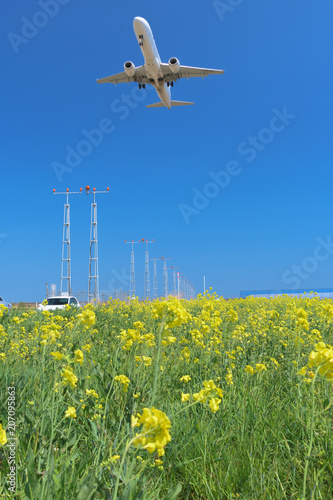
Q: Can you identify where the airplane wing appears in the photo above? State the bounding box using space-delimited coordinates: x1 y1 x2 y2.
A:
160 64 223 82
97 65 149 85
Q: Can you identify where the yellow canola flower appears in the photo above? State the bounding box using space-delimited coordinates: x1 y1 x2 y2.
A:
77 306 96 329
115 375 131 392
181 393 190 402
245 365 255 375
180 375 191 383
131 407 171 457
65 406 77 419
86 389 99 399
226 309 238 322
50 351 65 360
74 349 84 365
192 380 223 413
61 367 78 388
209 398 222 413
225 368 233 385
152 298 191 329
255 363 267 373
0 424 7 446
308 342 333 380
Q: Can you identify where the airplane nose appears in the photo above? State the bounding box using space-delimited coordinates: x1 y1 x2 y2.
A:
133 16 148 30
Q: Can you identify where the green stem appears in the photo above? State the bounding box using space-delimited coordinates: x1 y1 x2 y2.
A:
150 317 166 407
302 367 319 499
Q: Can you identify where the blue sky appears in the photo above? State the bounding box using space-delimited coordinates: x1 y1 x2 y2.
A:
1 0 333 302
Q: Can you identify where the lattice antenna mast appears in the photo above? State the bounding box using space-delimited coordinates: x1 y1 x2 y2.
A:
185 279 189 300
179 273 185 299
150 258 160 300
86 186 109 303
161 257 171 298
188 281 195 299
170 266 178 296
53 187 82 296
141 238 155 300
125 239 141 298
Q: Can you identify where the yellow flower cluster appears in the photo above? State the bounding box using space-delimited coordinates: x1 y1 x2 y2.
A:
244 363 267 375
115 374 131 392
61 367 78 388
308 342 333 380
74 349 84 365
86 389 99 399
50 351 65 360
225 368 233 385
152 298 191 329
65 406 77 419
0 304 8 319
0 423 7 446
131 407 171 457
77 306 96 329
192 380 223 413
118 327 155 351
135 355 152 367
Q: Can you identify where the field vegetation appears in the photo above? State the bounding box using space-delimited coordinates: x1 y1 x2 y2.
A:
0 293 333 499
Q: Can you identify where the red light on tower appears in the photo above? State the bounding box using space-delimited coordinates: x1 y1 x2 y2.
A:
107 187 109 192
86 185 90 193
53 189 56 193
93 187 96 192
66 188 69 192
80 187 82 192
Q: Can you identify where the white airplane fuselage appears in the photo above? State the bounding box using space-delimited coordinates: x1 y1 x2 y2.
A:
133 17 172 109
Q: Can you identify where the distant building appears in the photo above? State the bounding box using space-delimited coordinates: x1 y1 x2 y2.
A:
240 288 333 299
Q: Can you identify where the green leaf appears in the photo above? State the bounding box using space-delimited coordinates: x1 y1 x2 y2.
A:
24 447 41 499
163 482 182 500
76 469 96 500
120 479 141 500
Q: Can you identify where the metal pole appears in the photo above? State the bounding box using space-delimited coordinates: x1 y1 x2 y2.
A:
125 240 141 299
161 257 170 298
87 186 109 303
143 239 155 300
153 259 157 299
54 188 82 296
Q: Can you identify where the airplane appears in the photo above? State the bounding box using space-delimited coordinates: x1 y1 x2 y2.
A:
97 16 224 109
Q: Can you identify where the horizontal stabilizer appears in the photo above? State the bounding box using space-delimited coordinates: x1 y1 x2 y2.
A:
171 100 194 106
146 102 166 108
146 100 194 108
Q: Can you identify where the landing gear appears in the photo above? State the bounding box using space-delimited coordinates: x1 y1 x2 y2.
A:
167 82 174 87
138 84 146 89
139 35 144 46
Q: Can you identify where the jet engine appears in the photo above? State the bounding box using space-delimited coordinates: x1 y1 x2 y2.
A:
169 57 180 74
124 61 136 77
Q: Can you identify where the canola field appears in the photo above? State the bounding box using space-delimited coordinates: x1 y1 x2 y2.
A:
1 293 333 499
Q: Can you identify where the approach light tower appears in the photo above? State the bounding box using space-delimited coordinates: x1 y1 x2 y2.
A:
142 239 155 300
125 240 141 298
161 257 171 298
86 186 109 303
150 257 160 300
53 187 82 295
170 266 178 296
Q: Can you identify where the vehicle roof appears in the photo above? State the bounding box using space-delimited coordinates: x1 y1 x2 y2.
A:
48 296 78 299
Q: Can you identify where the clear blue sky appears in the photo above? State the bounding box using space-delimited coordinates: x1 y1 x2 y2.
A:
1 0 333 302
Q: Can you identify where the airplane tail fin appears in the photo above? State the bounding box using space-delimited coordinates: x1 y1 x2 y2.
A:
146 100 194 108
